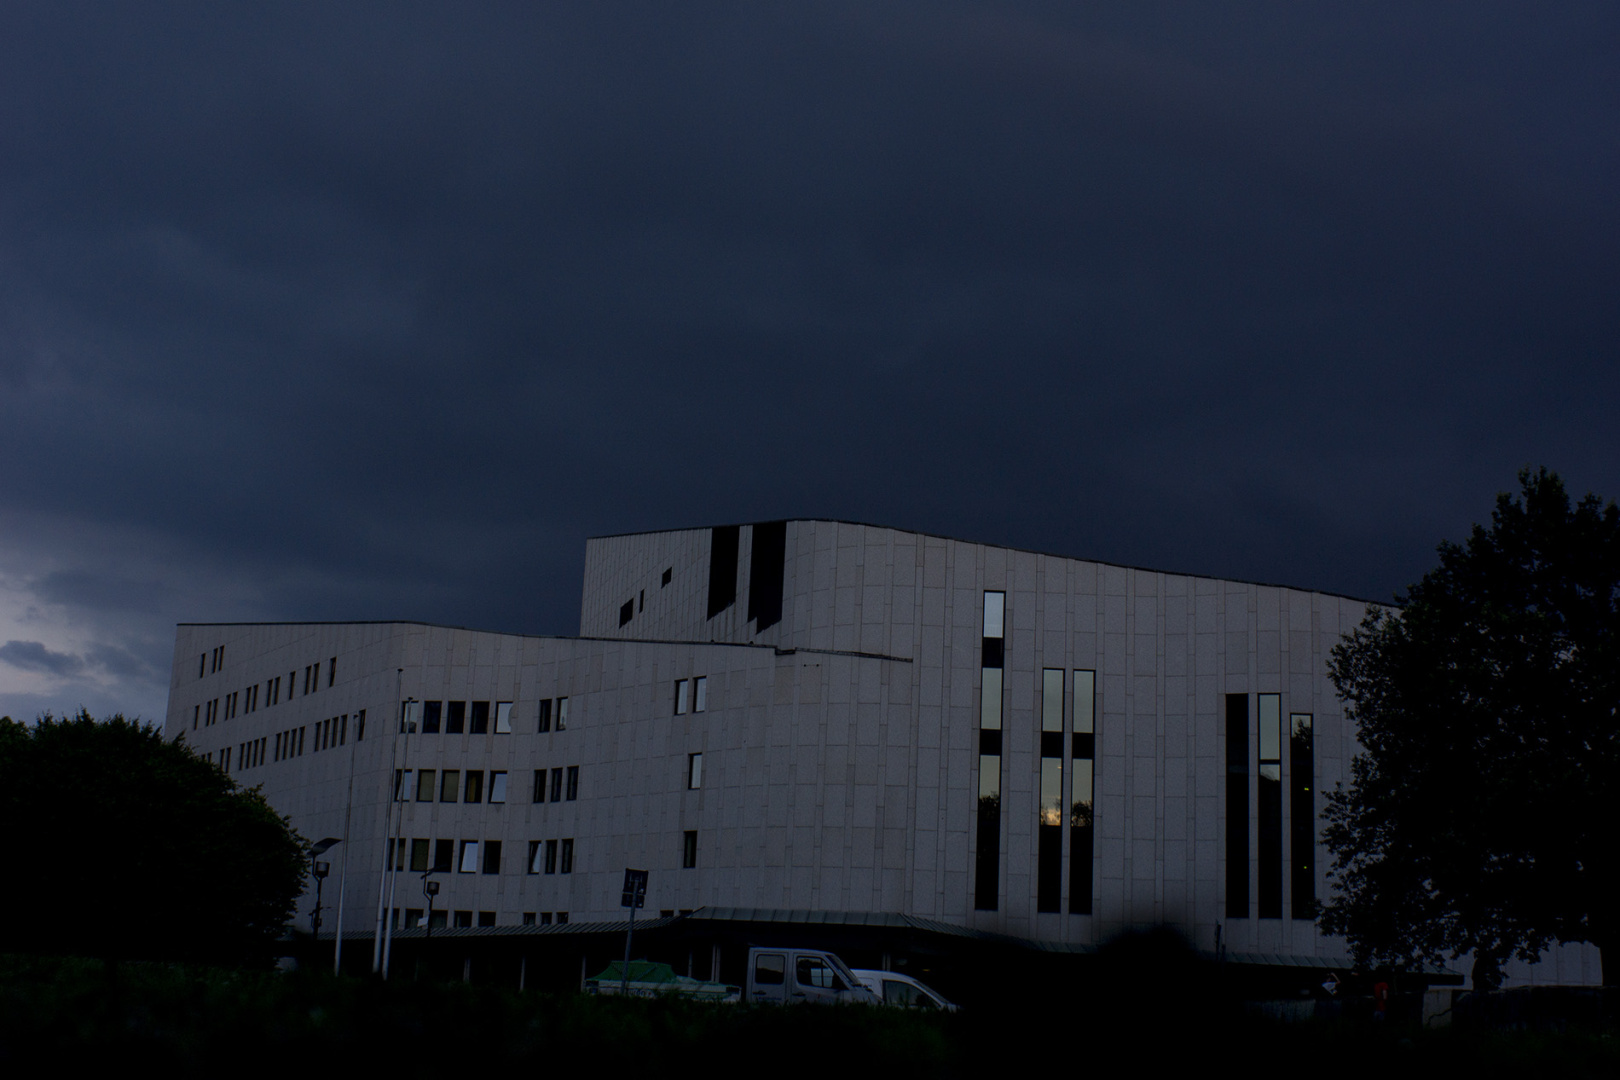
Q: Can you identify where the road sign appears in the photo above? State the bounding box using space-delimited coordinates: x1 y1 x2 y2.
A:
621 868 648 908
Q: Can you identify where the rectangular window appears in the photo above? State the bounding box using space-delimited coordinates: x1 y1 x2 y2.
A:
459 840 479 873
390 838 406 871
1226 693 1251 918
303 665 312 695
446 700 466 734
707 524 740 618
565 765 579 801
410 839 431 872
544 839 558 875
495 701 513 734
454 910 472 928
297 726 305 754
416 769 435 802
522 912 536 926
422 700 442 734
551 767 563 802
746 519 787 631
483 840 502 875
620 598 634 626
1070 669 1096 914
532 769 546 803
405 909 424 929
221 746 231 771
528 841 543 874
1291 713 1315 917
537 699 552 733
193 704 200 730
662 567 672 586
441 769 460 803
682 830 697 869
477 911 495 927
489 771 507 804
560 838 574 874
556 912 568 925
694 676 707 713
200 653 206 679
470 700 490 734
464 770 483 804
975 591 1005 912
674 679 688 715
1258 693 1283 919
1037 668 1064 913
688 752 703 789
556 697 568 730
328 657 336 687
338 714 347 745
433 839 454 873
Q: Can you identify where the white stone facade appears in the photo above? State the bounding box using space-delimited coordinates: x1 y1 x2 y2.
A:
162 519 1428 963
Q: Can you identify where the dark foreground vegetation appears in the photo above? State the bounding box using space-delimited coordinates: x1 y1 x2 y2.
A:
2 953 1616 1079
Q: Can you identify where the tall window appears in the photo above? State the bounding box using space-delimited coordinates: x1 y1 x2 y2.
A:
1070 669 1095 915
975 591 1004 911
1290 712 1315 917
674 679 689 715
694 676 707 712
1258 694 1282 918
1037 668 1064 913
1226 693 1250 918
688 752 703 789
682 830 698 869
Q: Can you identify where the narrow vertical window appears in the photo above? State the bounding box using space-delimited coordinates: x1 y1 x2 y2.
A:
470 701 490 734
556 697 569 731
544 839 558 874
688 752 703 789
1070 669 1095 914
565 765 579 801
199 654 206 679
560 838 574 874
551 767 563 802
459 841 479 873
975 591 1005 912
620 598 634 626
1037 668 1064 913
328 657 336 687
1226 693 1250 918
446 701 466 734
422 701 442 733
483 840 502 875
1290 712 1315 918
707 525 740 618
537 699 551 733
193 704 200 730
464 770 484 804
410 839 430 872
528 841 543 874
441 769 460 803
662 567 672 586
1258 693 1282 918
495 701 513 733
693 676 707 713
416 769 435 801
490 771 508 803
683 830 698 869
533 769 545 803
674 679 689 715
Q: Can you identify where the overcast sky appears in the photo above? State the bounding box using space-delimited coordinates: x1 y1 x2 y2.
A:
2 2 1616 725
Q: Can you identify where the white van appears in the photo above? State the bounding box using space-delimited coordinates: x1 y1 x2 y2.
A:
746 947 881 1006
850 969 958 1012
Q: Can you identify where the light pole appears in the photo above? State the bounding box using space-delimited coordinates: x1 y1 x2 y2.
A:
423 873 439 940
310 860 331 935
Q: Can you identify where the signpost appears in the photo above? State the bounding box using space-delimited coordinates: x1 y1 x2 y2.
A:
620 868 648 996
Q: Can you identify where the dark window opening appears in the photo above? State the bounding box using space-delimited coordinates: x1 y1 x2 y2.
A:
422 700 442 734
446 700 466 734
560 838 573 874
470 700 490 734
537 698 551 733
682 830 697 869
1226 693 1250 918
565 765 579 801
747 520 787 631
662 567 672 587
433 839 454 873
483 841 501 875
706 525 740 618
1291 713 1316 917
620 599 634 626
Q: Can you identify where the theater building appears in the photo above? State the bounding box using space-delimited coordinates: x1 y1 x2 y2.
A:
173 520 1574 991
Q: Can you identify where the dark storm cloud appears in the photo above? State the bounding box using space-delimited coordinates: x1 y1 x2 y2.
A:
0 640 84 677
0 2 1617 721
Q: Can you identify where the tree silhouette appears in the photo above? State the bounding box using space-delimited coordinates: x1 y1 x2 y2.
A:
0 711 308 966
1321 469 1620 988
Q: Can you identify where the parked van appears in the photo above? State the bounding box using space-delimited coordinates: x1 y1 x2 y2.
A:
850 969 958 1012
746 947 881 1006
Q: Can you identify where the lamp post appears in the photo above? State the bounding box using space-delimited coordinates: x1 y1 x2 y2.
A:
310 860 331 936
423 873 439 940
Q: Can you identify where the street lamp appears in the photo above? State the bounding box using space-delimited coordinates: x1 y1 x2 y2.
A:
310 860 331 935
423 873 440 940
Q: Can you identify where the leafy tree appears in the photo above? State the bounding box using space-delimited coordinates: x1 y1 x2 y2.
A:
1321 469 1620 988
0 710 308 966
